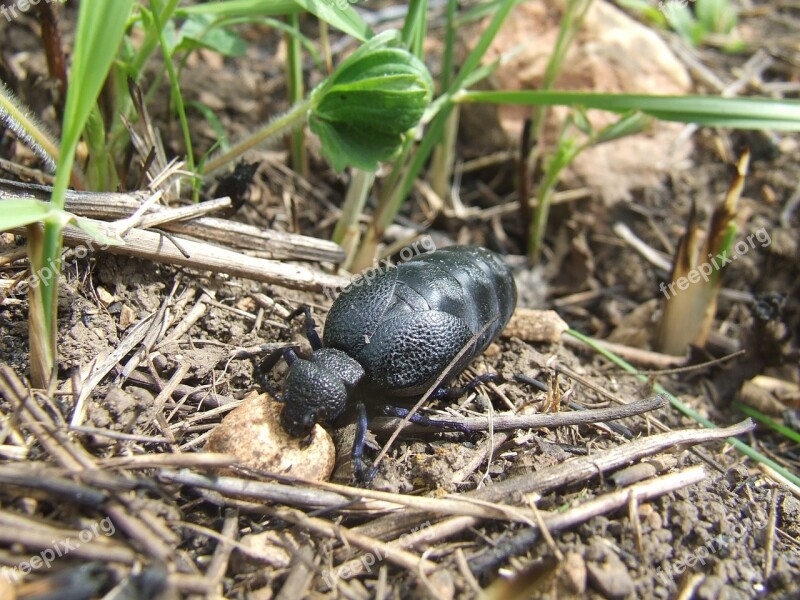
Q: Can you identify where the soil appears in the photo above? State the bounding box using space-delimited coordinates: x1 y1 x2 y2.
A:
1 1 799 599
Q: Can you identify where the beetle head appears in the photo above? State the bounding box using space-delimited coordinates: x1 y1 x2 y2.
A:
280 358 350 438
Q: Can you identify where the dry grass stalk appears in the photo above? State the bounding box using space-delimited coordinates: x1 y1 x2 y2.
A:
0 177 345 263
657 150 750 355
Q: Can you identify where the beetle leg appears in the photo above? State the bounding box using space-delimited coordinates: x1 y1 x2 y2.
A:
432 372 501 400
352 401 377 483
381 406 472 434
281 347 299 365
287 305 323 350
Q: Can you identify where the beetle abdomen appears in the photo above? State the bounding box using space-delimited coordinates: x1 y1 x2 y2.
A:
394 246 516 351
323 245 517 396
359 311 473 393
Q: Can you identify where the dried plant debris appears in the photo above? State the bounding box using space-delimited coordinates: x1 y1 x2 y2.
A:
2 4 800 599
657 150 750 356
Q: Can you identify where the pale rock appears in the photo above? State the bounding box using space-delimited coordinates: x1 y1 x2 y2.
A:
206 394 335 481
462 0 693 203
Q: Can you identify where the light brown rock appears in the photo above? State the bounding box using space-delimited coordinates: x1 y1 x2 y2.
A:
206 394 335 481
503 308 569 342
461 0 693 203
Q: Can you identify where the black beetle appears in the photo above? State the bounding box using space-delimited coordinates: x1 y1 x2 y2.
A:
269 245 517 479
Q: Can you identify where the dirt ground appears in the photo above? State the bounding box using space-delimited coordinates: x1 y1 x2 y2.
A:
1 1 799 599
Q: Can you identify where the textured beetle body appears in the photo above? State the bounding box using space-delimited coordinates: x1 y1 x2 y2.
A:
279 246 517 438
324 245 516 396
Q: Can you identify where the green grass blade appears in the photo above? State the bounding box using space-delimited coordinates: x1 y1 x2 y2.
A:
57 0 136 199
566 328 800 489
179 0 300 18
151 0 197 191
29 0 135 386
456 91 800 130
1 199 59 230
615 0 667 26
286 13 307 177
291 0 372 41
449 0 516 93
402 0 428 56
733 401 800 445
385 0 517 222
187 99 229 151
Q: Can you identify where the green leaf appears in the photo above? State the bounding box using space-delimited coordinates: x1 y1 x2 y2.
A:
0 199 57 230
179 0 373 42
0 199 93 232
662 0 706 46
178 0 299 18
309 117 402 172
57 0 136 202
572 107 593 136
170 14 248 57
615 0 667 26
187 99 229 151
0 199 125 246
696 0 737 35
309 30 433 172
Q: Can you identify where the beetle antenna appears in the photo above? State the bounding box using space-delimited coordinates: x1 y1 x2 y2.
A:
254 346 301 402
287 305 323 350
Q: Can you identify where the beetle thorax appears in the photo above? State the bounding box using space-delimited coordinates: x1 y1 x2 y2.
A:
280 348 365 438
